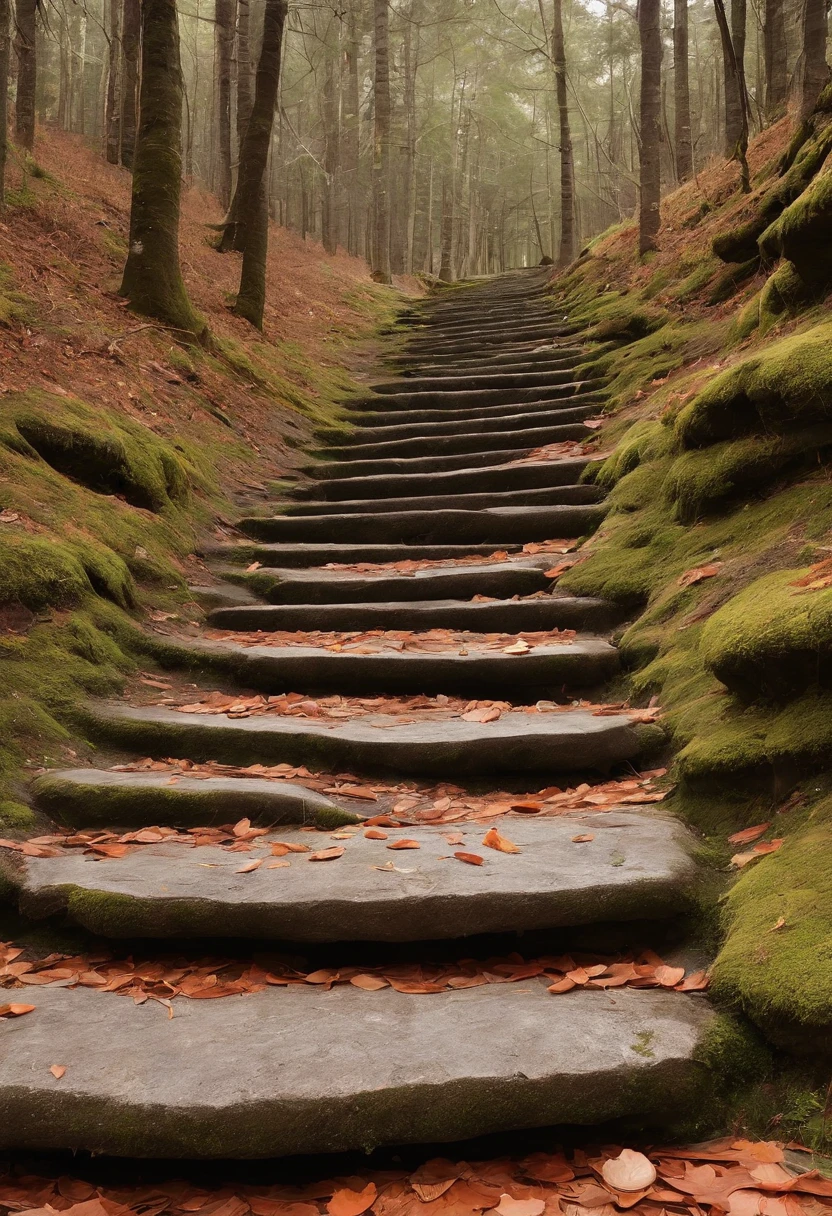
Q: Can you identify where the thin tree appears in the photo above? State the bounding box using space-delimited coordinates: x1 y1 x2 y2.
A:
720 0 746 158
0 0 8 201
763 0 787 114
105 0 120 164
637 0 662 254
673 0 693 180
797 0 829 121
236 0 252 146
120 0 139 167
713 0 750 190
224 0 289 326
14 0 37 150
119 0 206 338
214 0 234 208
371 0 392 283
321 8 340 256
551 0 575 263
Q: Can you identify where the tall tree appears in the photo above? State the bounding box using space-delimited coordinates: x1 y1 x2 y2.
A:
551 0 575 264
673 0 693 180
120 0 206 337
371 0 392 282
14 0 37 150
214 0 234 207
225 0 289 325
0 0 9 201
638 0 662 254
721 0 746 159
105 0 121 164
119 0 140 167
798 0 829 120
714 0 750 189
763 0 788 114
321 9 340 255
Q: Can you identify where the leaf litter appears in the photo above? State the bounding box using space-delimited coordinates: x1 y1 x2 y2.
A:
0 941 709 1005
199 626 578 656
0 1139 828 1216
311 540 576 577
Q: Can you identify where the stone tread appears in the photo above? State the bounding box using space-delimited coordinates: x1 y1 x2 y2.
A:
0 983 713 1157
282 484 601 517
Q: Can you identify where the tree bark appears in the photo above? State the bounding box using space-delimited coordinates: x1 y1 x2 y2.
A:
119 0 139 167
13 0 36 150
763 0 788 113
214 0 234 207
0 0 9 201
714 0 750 189
371 0 392 282
637 0 662 254
235 0 252 146
105 0 121 163
119 0 205 338
321 10 340 256
798 0 829 120
673 0 693 180
721 0 746 157
342 0 361 256
229 0 288 325
552 0 575 264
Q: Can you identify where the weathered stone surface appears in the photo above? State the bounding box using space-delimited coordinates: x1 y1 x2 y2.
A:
87 701 650 777
31 769 358 828
322 419 594 460
11 812 700 941
171 636 620 697
203 541 525 566
283 484 602 518
0 983 714 1157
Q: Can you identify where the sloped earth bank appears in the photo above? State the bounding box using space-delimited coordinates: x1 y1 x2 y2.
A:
0 269 761 1170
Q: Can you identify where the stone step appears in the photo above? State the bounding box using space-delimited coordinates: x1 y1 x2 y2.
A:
0 982 714 1157
405 325 575 356
394 346 588 373
202 541 527 566
337 390 605 431
236 503 606 545
304 446 546 479
319 420 597 462
7 811 699 942
405 320 568 348
32 769 360 829
283 484 602 518
319 401 601 445
86 700 650 777
166 635 620 697
224 558 554 603
371 368 590 394
207 594 617 633
343 382 602 413
291 457 593 502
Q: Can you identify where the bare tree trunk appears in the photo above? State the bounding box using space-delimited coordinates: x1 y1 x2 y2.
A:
721 0 746 156
552 0 575 264
763 0 788 113
673 0 693 179
342 0 361 255
105 0 121 163
638 0 662 254
214 0 234 207
798 0 829 120
438 168 455 280
120 0 139 167
14 0 37 150
371 0 392 282
321 9 340 256
228 0 288 326
714 0 750 188
0 0 9 201
120 0 205 337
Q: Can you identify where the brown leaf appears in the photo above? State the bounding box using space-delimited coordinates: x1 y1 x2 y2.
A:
678 562 723 588
482 827 521 853
571 833 595 843
387 839 421 850
235 859 263 873
349 974 389 991
0 1002 35 1016
49 1064 67 1079
494 1197 546 1216
364 828 388 840
326 1184 377 1216
308 846 345 862
728 823 771 845
454 851 484 865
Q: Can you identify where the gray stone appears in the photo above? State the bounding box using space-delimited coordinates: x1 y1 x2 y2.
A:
0 982 714 1157
11 811 700 941
283 484 601 518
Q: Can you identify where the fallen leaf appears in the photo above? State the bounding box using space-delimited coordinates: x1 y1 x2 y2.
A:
235 859 263 873
728 823 771 845
482 827 521 853
308 847 345 862
349 974 389 991
494 1196 546 1216
49 1064 67 1079
454 851 484 865
571 833 595 843
503 639 531 655
769 917 786 932
0 1002 35 1016
364 829 388 840
678 562 723 588
387 839 421 850
326 1183 377 1216
602 1149 657 1191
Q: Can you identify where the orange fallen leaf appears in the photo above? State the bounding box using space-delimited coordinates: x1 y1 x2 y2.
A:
732 839 784 868
571 833 595 843
271 842 310 855
728 823 771 845
495 1196 546 1216
678 562 723 588
327 1183 377 1216
364 828 388 840
0 1003 35 1017
482 827 521 854
454 851 484 865
235 859 263 873
308 847 345 862
350 974 389 991
49 1064 67 1080
654 964 686 987
387 839 421 850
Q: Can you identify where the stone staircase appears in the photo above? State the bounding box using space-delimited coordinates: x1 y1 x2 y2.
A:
0 268 716 1160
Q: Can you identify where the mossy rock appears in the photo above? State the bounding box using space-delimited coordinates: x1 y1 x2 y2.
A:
759 166 832 302
708 258 761 305
10 391 189 511
701 567 832 699
712 802 832 1054
675 321 832 447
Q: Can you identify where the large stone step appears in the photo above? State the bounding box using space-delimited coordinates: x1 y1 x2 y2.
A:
207 594 616 634
202 541 527 566
338 391 604 431
236 503 606 544
0 982 713 1157
320 401 601 445
223 558 554 603
319 420 598 462
343 382 602 413
394 346 588 373
371 368 591 394
86 700 650 777
304 446 554 478
291 457 593 502
6 811 699 941
405 326 575 356
282 484 601 518
165 635 620 697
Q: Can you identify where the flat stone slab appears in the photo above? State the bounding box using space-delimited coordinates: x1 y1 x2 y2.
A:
203 542 526 566
87 701 649 777
323 419 593 460
31 769 358 829
207 594 618 634
175 637 619 696
234 558 554 603
283 484 601 518
0 983 713 1157
8 812 699 941
237 504 606 545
